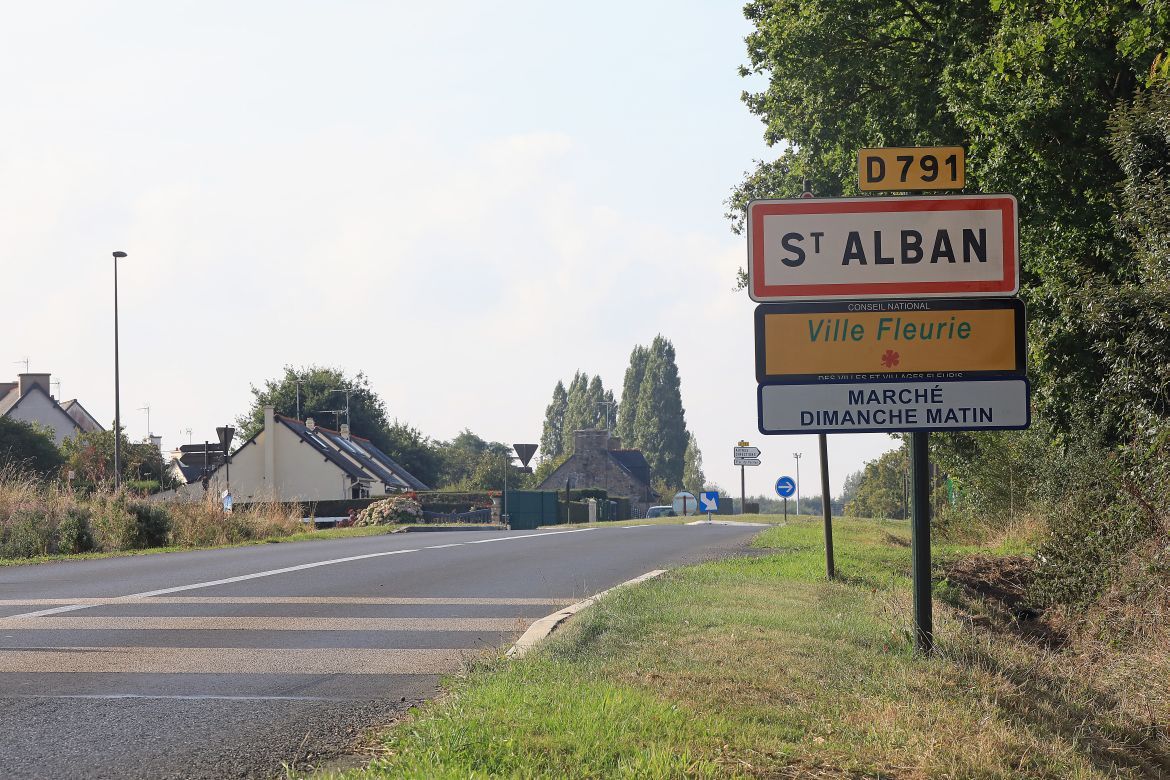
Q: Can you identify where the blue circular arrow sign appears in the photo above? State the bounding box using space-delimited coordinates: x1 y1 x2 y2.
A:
775 476 796 498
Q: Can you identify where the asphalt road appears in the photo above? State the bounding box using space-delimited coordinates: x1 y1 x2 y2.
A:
0 522 762 779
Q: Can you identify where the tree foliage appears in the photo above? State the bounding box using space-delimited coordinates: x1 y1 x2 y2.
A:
539 380 568 461
633 336 689 488
682 431 706 492
845 442 910 520
732 0 1169 440
616 345 649 445
0 418 64 480
59 429 171 491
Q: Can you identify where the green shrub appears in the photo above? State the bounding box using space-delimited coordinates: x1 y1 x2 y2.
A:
127 501 171 548
1 509 53 558
56 506 95 554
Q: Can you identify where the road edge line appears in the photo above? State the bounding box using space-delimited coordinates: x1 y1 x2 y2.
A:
505 569 666 659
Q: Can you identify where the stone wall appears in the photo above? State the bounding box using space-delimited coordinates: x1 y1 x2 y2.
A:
536 429 657 517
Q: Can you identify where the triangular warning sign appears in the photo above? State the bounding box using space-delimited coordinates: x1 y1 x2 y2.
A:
513 443 538 467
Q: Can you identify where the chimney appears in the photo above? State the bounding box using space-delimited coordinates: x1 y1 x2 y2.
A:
608 435 622 450
340 423 350 440
263 405 275 489
573 429 609 453
18 373 50 398
305 417 316 431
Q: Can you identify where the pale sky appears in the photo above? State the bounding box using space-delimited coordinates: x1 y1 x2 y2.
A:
1 1 898 497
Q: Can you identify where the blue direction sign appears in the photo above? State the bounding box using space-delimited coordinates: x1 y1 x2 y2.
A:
700 491 720 513
775 476 796 498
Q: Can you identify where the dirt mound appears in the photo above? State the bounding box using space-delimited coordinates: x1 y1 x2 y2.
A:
946 554 1035 611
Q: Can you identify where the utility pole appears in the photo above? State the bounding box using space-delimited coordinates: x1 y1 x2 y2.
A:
793 452 802 516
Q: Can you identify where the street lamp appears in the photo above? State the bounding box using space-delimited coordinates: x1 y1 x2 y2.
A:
112 251 127 490
793 452 802 516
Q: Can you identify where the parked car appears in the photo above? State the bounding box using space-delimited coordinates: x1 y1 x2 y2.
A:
645 505 676 518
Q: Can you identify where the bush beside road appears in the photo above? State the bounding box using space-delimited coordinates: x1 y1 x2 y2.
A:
320 516 1168 779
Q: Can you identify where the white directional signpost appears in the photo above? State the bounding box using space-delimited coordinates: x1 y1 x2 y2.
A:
747 156 1030 655
733 441 761 515
700 491 720 522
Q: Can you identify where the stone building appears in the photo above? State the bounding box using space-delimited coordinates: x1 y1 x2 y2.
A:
535 429 658 516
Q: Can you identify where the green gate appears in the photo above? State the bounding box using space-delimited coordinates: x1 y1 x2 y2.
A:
504 491 560 530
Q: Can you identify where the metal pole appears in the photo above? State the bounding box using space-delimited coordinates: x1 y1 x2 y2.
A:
793 452 801 516
502 453 507 526
113 254 122 491
819 433 834 579
740 465 745 515
911 431 933 654
783 497 788 522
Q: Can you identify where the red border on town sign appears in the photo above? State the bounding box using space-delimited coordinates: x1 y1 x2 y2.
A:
748 195 1018 300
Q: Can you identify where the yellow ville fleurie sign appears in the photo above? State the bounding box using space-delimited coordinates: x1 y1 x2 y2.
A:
754 298 1025 381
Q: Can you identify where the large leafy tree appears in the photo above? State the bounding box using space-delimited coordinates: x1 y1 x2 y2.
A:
633 336 689 488
845 444 910 520
0 418 64 480
238 366 390 444
732 0 1169 440
434 429 530 491
237 365 442 486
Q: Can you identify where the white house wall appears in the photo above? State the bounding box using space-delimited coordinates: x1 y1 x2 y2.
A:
7 393 80 447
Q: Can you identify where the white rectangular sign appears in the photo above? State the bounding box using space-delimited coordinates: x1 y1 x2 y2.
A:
733 457 762 466
758 378 1029 434
733 446 761 458
747 195 1018 301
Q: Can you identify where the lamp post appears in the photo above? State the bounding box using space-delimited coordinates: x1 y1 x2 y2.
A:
112 251 127 490
793 452 802 517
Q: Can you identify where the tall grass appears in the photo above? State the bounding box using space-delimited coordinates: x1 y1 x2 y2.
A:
0 466 301 560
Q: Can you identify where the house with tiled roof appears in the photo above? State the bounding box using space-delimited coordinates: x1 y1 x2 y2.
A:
0 373 102 446
535 429 659 516
167 405 427 503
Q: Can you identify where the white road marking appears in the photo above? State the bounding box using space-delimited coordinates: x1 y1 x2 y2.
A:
424 543 464 549
7 527 606 620
1 693 356 702
0 646 479 674
0 616 525 631
0 596 568 606
621 524 652 528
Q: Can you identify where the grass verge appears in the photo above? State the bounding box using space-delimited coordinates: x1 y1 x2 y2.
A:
317 515 1169 779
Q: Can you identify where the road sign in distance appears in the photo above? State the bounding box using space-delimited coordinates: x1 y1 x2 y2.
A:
747 194 1018 301
775 476 796 498
755 298 1025 382
758 378 1030 435
734 457 762 467
513 443 538 467
733 446 761 458
859 147 965 191
700 491 720 513
672 491 698 516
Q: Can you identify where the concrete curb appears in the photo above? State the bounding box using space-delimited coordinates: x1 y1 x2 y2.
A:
505 569 667 659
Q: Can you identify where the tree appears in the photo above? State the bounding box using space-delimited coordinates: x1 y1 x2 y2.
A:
539 380 568 461
682 431 705 492
433 429 529 491
59 429 171 492
633 335 689 488
731 0 1169 442
0 419 64 480
616 345 649 444
561 372 601 454
845 445 910 520
382 420 443 489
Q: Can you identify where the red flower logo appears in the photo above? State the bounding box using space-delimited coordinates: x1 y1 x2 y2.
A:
881 350 901 368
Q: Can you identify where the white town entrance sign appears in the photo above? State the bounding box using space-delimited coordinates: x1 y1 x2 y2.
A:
747 194 1018 301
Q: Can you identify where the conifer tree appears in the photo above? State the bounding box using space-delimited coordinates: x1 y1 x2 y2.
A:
539 380 568 461
633 336 688 487
682 431 705 492
561 372 592 454
616 345 649 444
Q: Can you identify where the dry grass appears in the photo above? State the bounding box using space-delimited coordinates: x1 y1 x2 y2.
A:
1 468 307 560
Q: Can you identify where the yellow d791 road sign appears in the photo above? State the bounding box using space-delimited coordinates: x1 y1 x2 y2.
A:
859 147 965 191
755 298 1024 382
